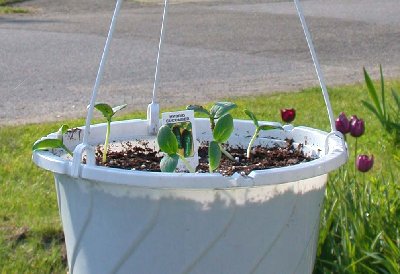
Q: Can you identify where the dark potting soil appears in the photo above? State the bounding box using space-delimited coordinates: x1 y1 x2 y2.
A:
95 140 313 176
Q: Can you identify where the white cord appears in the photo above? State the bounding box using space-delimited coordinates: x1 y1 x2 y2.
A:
152 0 169 105
147 0 169 135
83 0 123 144
293 0 336 132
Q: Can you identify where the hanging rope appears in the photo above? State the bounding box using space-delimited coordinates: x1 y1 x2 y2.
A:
152 0 169 105
147 0 169 135
293 0 336 132
83 0 123 145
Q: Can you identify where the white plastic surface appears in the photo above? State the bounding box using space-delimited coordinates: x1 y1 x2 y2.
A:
33 119 347 273
55 173 327 274
33 119 347 189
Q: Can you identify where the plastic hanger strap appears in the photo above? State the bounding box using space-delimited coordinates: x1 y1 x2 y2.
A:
293 0 336 133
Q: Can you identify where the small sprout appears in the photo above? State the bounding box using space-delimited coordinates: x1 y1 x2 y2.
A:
208 113 236 172
187 102 237 130
157 125 195 173
32 124 73 156
94 103 127 163
245 110 282 159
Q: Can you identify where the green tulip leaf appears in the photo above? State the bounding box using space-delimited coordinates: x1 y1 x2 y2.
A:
94 103 114 120
208 141 221 172
160 154 179 172
363 68 383 117
210 102 237 119
213 114 234 143
244 109 259 127
186 105 210 116
157 125 178 155
392 88 400 110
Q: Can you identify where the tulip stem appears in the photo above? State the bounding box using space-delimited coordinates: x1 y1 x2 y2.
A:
354 138 358 178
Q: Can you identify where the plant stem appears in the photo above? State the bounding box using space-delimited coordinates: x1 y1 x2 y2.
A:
61 144 74 157
220 145 236 162
354 137 358 178
179 155 195 173
247 128 260 159
103 120 111 163
210 117 215 130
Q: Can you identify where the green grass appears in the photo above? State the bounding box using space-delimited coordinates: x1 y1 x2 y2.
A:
0 0 29 14
1 79 399 272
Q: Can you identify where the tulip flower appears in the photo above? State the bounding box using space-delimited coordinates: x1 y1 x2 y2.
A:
356 155 374 172
335 112 350 134
281 108 296 123
350 117 365 137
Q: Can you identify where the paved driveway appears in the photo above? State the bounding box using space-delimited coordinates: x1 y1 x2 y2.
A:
1 0 399 124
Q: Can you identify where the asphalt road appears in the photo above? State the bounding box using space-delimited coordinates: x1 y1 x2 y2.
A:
1 0 399 125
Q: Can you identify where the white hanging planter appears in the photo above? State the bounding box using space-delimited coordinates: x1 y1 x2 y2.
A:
32 0 348 273
33 119 346 274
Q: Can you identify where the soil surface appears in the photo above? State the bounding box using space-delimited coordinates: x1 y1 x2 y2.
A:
95 139 313 176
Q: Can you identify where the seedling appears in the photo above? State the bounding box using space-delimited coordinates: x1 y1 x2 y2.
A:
171 122 193 158
32 124 73 156
94 103 127 163
157 125 195 173
208 113 236 172
187 102 237 130
245 109 282 159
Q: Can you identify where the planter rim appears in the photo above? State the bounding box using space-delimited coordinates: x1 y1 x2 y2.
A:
32 119 347 189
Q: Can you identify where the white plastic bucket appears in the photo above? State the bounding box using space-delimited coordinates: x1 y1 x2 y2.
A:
33 118 347 274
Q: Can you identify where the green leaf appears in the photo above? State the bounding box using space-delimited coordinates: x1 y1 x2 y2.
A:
210 102 237 119
160 154 179 172
213 114 234 143
157 125 178 155
380 65 387 120
58 124 69 135
208 141 221 172
112 103 127 114
32 139 64 151
94 103 114 120
362 100 385 126
186 105 210 116
259 124 281 131
244 109 259 127
363 67 383 117
392 88 400 110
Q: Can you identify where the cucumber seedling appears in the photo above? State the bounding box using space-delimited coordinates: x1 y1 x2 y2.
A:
94 103 127 163
157 125 195 173
187 102 237 130
244 109 282 159
208 113 236 172
32 124 73 156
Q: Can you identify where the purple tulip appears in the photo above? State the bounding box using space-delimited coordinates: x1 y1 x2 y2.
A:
356 155 374 172
350 116 365 137
281 108 296 123
335 112 350 134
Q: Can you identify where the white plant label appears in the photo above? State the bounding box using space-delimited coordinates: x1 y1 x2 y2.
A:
161 110 199 171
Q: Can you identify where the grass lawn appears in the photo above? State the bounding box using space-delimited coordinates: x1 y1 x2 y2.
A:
0 79 399 272
0 0 28 14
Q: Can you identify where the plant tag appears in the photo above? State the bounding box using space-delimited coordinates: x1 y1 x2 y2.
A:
162 110 199 172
